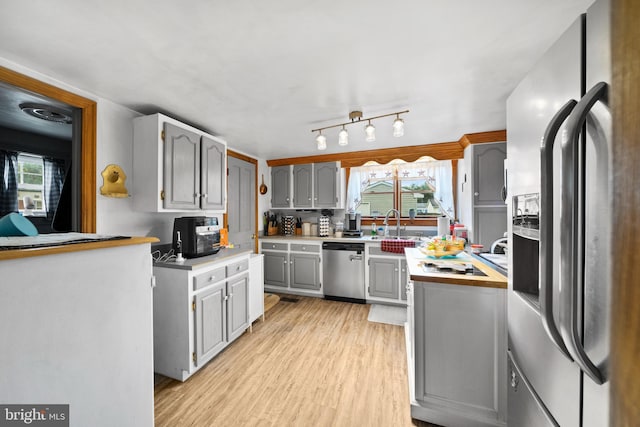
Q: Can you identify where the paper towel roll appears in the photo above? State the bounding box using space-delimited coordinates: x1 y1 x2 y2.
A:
437 216 449 237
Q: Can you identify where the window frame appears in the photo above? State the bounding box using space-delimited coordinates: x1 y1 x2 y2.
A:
17 153 47 216
346 161 458 227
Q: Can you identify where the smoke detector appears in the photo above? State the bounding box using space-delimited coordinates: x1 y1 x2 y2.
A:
19 103 72 124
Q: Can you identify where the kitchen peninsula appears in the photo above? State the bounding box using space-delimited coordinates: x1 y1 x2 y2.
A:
0 236 158 427
404 247 507 427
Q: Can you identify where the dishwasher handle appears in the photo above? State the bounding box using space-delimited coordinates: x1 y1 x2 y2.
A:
349 255 363 261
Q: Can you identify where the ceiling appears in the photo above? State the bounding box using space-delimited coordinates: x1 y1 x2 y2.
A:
0 0 593 160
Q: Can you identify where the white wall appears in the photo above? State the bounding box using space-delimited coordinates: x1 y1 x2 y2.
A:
0 58 267 243
0 244 155 426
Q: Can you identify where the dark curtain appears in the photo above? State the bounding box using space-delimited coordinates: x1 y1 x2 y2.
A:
0 150 18 216
43 157 66 221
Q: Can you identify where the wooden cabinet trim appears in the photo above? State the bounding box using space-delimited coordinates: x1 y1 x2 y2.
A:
266 130 505 167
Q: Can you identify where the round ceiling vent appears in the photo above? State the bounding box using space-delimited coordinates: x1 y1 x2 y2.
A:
19 103 72 124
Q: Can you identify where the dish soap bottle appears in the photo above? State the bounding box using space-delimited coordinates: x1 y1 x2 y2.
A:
371 222 377 236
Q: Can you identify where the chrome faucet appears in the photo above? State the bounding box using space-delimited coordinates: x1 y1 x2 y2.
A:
384 209 401 238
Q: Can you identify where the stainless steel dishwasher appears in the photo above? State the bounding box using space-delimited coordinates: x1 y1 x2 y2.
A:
322 241 365 303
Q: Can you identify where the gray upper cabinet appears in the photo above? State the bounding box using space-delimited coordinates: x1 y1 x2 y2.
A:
473 142 506 206
290 253 320 290
133 113 227 213
271 166 291 208
270 161 342 209
293 164 313 208
314 162 338 208
163 123 201 210
369 257 399 299
201 136 226 210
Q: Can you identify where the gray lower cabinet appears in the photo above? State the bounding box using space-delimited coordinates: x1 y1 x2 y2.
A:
152 254 250 382
271 165 291 208
400 259 408 301
263 251 289 287
228 274 249 342
410 280 507 426
290 253 321 290
262 241 323 295
194 281 226 366
368 257 399 299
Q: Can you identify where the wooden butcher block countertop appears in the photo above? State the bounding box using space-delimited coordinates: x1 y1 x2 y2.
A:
404 247 507 289
0 234 158 261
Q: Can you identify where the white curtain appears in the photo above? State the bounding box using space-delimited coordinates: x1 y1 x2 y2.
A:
396 160 454 218
43 157 66 220
346 163 396 212
346 159 454 217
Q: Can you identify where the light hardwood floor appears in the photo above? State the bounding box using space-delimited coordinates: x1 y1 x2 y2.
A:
154 295 438 426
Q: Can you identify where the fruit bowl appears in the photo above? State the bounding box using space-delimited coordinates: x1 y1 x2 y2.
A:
419 236 465 258
420 247 463 258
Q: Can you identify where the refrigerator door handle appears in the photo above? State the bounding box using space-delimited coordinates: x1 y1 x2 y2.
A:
540 99 577 361
560 81 608 385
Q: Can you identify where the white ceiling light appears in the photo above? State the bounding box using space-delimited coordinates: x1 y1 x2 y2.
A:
316 131 327 150
392 114 405 137
19 102 72 124
312 109 408 150
364 120 376 142
338 126 349 146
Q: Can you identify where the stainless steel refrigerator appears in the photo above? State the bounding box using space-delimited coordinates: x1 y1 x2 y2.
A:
505 0 610 425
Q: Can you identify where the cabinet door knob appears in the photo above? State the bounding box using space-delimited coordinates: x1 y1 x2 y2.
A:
395 268 399 272
474 192 479 196
302 246 306 250
202 193 207 199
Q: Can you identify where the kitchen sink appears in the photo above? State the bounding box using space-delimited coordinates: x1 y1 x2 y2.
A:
365 235 423 241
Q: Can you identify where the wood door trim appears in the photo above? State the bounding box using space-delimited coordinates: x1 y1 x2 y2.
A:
226 149 259 253
611 0 640 424
0 66 97 232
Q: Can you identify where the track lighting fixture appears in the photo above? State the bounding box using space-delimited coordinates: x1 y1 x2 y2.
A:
364 120 376 142
311 109 408 150
316 131 327 150
393 114 405 137
338 126 349 146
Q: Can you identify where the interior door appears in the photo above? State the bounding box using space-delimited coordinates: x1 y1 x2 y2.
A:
227 155 256 251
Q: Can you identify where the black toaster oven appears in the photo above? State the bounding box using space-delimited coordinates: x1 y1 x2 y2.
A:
172 216 221 258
